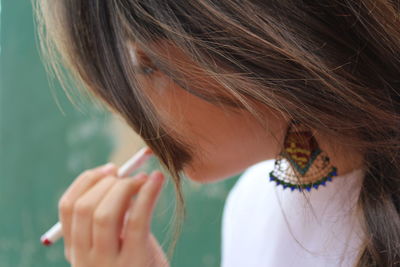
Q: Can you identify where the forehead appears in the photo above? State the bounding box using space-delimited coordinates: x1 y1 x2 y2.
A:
126 40 242 108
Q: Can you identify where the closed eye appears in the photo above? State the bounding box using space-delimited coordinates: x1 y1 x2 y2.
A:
134 64 156 75
129 45 157 76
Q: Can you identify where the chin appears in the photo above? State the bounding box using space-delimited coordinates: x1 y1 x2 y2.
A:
182 165 238 184
182 165 215 184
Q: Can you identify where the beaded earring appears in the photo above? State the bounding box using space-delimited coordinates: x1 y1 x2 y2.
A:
269 119 338 191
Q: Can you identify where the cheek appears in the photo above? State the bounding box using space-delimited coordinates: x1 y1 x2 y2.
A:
142 72 286 183
182 108 286 184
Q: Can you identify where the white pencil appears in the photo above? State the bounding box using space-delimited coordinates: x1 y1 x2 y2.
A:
40 146 154 246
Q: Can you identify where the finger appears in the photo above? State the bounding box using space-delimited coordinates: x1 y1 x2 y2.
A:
92 173 148 256
58 163 117 261
70 177 118 259
121 171 165 255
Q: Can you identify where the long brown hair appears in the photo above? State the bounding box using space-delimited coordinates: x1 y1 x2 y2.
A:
35 1 400 265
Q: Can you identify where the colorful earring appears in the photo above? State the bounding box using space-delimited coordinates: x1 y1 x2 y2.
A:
269 119 338 191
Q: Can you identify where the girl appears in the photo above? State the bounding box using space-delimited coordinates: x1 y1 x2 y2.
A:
36 1 400 266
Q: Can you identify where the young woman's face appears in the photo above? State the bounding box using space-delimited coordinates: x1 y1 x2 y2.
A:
131 41 288 184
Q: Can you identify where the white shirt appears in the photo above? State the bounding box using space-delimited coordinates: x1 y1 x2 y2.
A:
221 159 366 267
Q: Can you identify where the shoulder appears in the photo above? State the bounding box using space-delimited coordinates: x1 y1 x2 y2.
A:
221 158 277 261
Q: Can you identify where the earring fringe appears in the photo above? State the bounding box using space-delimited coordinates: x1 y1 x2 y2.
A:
268 120 338 192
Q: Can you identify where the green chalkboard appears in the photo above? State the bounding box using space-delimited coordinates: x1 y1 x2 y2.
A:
0 1 240 267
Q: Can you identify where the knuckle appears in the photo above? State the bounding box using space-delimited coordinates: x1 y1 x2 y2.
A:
58 197 73 214
93 210 112 227
74 199 93 216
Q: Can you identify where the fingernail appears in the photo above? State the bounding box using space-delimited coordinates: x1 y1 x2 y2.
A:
150 171 163 183
133 172 147 180
100 163 115 174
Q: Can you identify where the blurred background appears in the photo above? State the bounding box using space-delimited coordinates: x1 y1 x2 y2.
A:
0 1 241 266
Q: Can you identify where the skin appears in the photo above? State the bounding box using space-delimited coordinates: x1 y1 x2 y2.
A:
59 41 364 266
136 41 365 183
59 165 170 267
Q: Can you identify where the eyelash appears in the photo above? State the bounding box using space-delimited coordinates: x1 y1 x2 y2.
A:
135 51 157 76
137 64 156 75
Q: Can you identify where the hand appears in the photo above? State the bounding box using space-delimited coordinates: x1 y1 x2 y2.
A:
58 163 170 267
